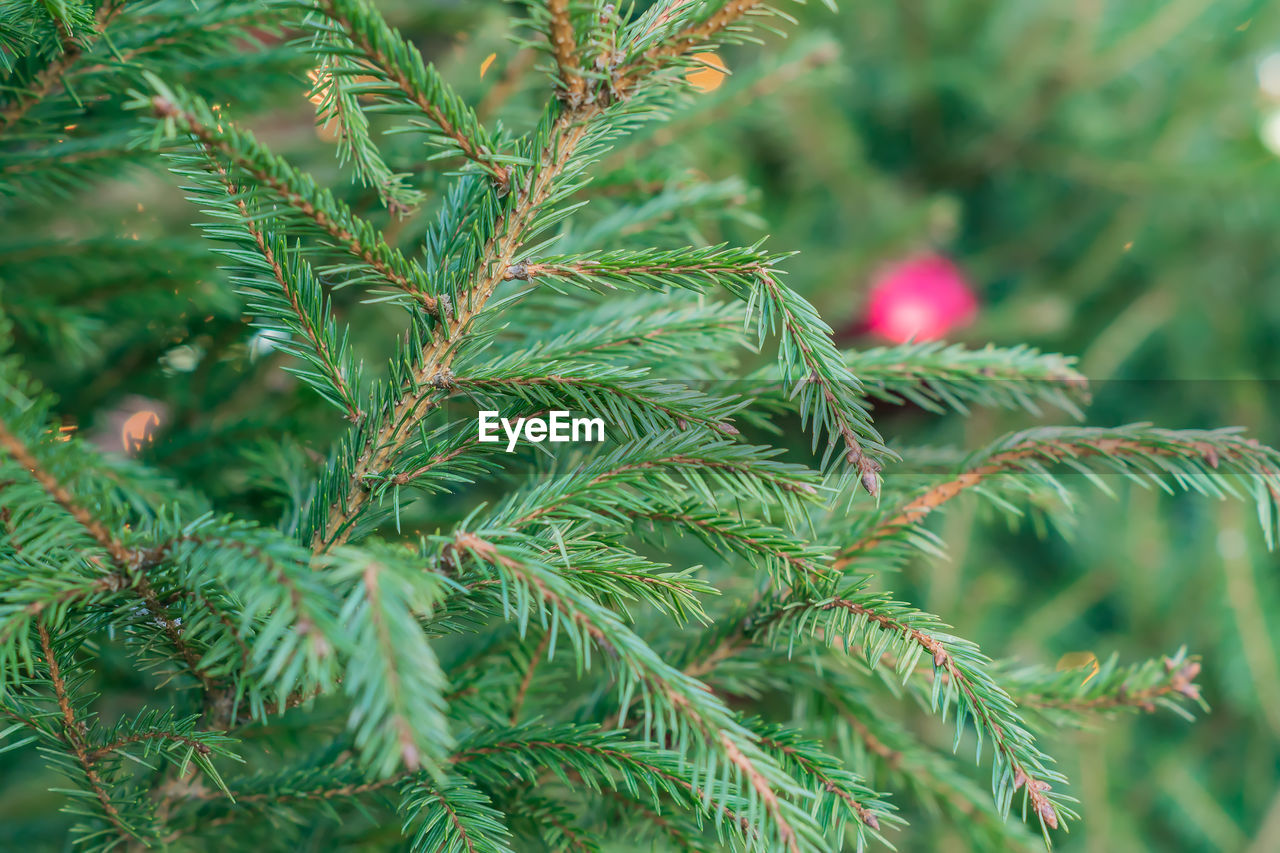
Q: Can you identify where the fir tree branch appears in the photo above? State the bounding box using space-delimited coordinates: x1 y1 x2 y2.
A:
311 109 599 551
754 590 1074 836
0 0 125 130
667 0 768 50
310 7 766 550
148 88 439 309
452 370 740 438
134 575 223 690
307 46 424 216
88 729 213 762
451 724 759 844
844 341 1089 417
596 787 713 852
823 688 1037 850
518 793 598 852
400 776 515 853
634 503 833 587
503 244 779 293
619 0 771 89
752 721 897 839
0 417 134 566
0 572 122 652
0 414 221 690
312 0 512 190
446 532 827 852
333 552 452 778
834 425 1280 570
757 270 886 492
204 153 364 421
37 621 139 843
488 433 819 532
1001 648 1206 721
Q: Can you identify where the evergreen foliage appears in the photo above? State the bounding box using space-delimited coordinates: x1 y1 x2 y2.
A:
1 1 1276 850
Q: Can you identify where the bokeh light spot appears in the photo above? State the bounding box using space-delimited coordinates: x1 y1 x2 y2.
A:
121 411 160 454
686 53 727 93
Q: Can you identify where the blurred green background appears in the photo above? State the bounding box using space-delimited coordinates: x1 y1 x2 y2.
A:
726 2 1280 850
6 0 1280 849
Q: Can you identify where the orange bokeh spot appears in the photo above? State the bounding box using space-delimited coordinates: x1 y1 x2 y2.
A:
306 69 329 107
121 411 160 453
685 53 727 93
1056 651 1100 686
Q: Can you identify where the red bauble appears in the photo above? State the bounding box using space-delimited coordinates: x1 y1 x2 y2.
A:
864 254 978 343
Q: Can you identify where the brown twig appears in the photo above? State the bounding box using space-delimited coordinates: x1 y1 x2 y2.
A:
510 629 552 724
38 622 138 841
547 0 587 105
315 0 510 191
0 0 127 130
89 730 212 762
821 598 1060 830
312 113 595 553
205 153 364 421
152 97 436 309
0 419 136 566
832 434 1260 570
757 732 882 831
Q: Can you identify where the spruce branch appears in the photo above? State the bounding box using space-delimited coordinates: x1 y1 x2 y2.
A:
823 688 1038 850
0 0 124 130
835 424 1280 570
37 621 141 844
5 0 1270 848
331 550 452 779
399 776 515 853
596 786 717 852
506 243 782 293
755 270 888 492
664 0 771 49
845 341 1089 417
752 586 1076 838
623 0 770 79
0 408 220 692
451 367 742 439
145 84 440 310
310 0 796 549
486 432 821 532
450 723 760 846
309 107 600 551
635 502 833 588
446 532 829 852
1000 648 1206 724
752 720 900 843
312 0 512 190
0 415 134 566
307 45 425 216
199 153 365 421
515 793 599 851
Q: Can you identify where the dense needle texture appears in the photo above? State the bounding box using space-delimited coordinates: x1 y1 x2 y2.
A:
1 1 1277 851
